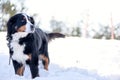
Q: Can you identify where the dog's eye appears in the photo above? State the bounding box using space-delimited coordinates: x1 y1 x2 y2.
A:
21 20 25 22
23 17 26 19
21 17 26 22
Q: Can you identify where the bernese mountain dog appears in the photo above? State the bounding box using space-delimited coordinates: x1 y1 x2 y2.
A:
6 13 65 78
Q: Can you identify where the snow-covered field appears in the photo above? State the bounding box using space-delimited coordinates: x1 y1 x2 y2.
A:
0 32 120 80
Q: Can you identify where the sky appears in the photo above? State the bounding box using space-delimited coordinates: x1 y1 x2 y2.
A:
11 0 120 31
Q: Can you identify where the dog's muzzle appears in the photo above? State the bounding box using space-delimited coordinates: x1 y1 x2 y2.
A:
22 13 35 33
25 21 35 33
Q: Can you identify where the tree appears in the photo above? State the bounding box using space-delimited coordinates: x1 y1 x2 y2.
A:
0 0 27 31
0 0 17 31
71 27 81 37
50 17 66 33
114 23 120 40
93 24 111 39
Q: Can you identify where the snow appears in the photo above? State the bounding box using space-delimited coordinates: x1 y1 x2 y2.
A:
0 32 120 80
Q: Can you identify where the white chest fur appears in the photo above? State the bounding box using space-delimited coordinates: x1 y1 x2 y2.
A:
10 32 29 64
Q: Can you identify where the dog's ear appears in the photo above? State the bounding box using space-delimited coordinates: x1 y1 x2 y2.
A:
7 15 18 40
29 17 35 25
7 15 17 30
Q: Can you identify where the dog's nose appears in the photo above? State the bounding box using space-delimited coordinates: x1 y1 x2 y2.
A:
31 25 35 31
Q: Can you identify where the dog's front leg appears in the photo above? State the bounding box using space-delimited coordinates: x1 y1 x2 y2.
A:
29 55 39 79
12 60 25 76
29 63 39 78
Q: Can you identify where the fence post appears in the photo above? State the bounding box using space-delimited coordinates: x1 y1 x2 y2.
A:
110 13 114 39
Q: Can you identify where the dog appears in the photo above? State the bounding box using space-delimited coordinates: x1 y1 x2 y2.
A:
6 13 65 78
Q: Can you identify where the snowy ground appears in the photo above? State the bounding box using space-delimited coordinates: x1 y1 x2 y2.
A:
0 32 120 80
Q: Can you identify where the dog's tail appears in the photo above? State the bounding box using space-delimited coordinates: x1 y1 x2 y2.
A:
46 33 65 42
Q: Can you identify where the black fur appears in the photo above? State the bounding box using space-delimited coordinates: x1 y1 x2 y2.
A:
7 13 65 78
47 32 65 42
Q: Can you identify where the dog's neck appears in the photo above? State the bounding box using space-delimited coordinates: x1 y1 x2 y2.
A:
10 32 30 64
11 32 28 42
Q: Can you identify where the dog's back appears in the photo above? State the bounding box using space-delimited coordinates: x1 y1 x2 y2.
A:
33 28 48 50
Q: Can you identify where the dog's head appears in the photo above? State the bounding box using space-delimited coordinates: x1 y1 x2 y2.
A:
7 13 35 40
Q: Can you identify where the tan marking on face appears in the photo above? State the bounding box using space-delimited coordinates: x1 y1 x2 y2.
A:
17 25 26 32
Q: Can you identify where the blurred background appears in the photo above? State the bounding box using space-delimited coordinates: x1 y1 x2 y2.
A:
1 0 120 39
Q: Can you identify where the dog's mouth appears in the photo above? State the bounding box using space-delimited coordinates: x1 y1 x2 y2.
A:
25 22 35 33
30 25 35 32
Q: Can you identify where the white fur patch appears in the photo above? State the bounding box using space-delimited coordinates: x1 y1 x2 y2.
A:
10 32 29 64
